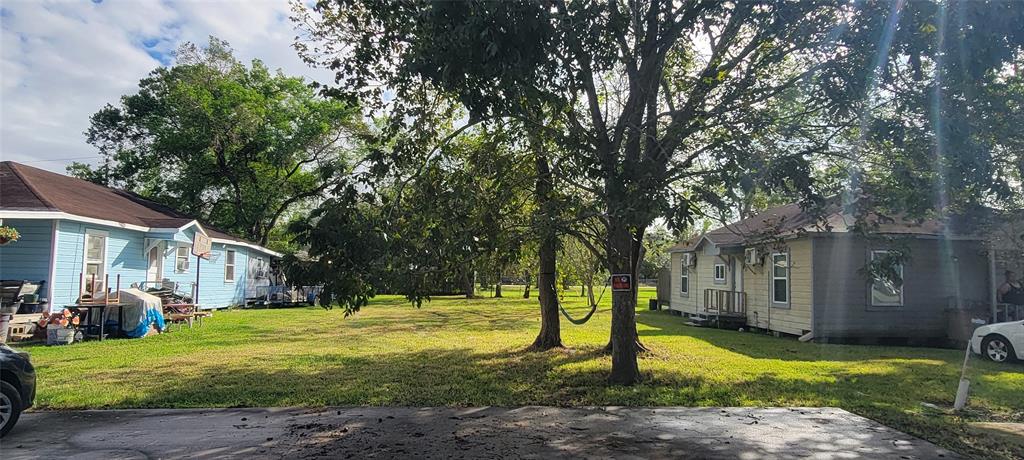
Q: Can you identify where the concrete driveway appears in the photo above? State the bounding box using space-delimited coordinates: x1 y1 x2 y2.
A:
0 406 959 459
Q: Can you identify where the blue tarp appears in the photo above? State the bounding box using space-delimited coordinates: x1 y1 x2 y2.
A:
103 288 166 338
127 303 165 337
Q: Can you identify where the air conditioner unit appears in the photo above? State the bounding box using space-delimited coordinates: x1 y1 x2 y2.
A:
744 247 761 266
681 252 696 268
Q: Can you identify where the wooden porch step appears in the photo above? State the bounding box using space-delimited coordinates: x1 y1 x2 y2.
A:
701 312 746 318
685 314 747 330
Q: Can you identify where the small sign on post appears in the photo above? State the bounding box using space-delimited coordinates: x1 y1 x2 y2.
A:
611 274 633 292
192 233 212 260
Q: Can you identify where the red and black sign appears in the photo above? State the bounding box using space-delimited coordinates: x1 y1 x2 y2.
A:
611 274 632 292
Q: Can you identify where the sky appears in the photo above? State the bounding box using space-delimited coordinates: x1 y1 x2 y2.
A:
0 0 333 173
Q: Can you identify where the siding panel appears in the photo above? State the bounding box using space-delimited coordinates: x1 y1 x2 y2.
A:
0 219 54 298
669 246 736 316
811 236 987 339
743 239 813 335
50 221 256 310
158 228 250 308
51 220 149 309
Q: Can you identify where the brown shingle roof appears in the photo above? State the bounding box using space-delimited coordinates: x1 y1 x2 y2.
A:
1 162 56 211
703 201 846 247
669 199 981 252
0 161 262 249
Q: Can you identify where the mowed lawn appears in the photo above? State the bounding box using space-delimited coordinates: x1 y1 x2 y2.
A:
21 286 1024 459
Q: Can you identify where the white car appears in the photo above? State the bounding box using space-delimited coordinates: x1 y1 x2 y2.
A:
971 320 1024 363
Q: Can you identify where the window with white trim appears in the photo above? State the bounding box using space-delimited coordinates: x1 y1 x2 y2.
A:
771 252 789 304
175 246 190 273
83 230 107 293
714 263 726 283
680 265 689 296
224 249 236 282
870 250 904 306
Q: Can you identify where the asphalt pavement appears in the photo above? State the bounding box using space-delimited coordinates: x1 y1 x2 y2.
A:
0 406 960 459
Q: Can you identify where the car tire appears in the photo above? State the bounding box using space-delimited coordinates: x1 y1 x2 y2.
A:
0 380 24 438
982 335 1016 363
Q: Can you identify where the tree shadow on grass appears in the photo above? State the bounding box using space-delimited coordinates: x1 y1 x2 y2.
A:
108 347 608 408
636 309 974 364
636 309 1024 413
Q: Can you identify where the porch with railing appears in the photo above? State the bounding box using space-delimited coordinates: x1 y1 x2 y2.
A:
703 288 746 316
688 288 747 329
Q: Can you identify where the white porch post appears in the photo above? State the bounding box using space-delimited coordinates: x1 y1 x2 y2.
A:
47 219 60 313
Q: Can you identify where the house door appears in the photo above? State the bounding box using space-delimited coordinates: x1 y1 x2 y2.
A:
147 244 163 283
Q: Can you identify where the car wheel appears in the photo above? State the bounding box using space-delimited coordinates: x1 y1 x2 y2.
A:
982 335 1016 363
0 380 24 438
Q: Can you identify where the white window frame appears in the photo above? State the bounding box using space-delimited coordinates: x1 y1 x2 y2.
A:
680 264 689 296
870 250 904 307
175 245 190 273
82 229 108 294
771 252 789 306
256 256 266 278
224 249 236 282
146 242 164 283
713 263 726 284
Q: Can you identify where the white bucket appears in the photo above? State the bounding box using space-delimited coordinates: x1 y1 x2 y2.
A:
46 327 76 345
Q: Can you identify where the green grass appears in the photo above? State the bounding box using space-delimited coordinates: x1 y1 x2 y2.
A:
21 286 1024 459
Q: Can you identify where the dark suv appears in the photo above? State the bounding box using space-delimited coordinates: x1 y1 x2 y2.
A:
0 344 35 437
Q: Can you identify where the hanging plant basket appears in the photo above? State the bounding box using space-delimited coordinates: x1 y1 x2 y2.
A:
0 226 20 246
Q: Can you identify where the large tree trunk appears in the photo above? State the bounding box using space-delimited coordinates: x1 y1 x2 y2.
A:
531 227 562 349
606 219 642 385
463 269 476 299
530 152 562 350
495 275 503 298
586 277 595 307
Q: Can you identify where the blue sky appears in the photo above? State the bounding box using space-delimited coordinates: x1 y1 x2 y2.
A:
0 0 332 172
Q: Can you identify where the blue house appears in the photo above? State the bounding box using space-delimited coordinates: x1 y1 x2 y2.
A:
0 161 280 312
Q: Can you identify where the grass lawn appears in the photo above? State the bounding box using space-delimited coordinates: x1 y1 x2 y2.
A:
21 286 1024 459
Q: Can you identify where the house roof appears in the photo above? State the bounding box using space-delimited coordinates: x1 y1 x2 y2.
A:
0 161 278 256
668 202 832 252
669 199 983 253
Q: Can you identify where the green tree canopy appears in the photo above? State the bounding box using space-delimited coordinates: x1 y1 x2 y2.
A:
71 37 366 246
295 0 898 384
296 0 1024 384
287 123 537 311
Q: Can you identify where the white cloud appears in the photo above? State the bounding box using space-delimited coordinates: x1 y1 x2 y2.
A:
0 0 333 173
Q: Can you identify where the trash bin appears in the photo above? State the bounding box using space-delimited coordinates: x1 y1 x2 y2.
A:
649 299 659 311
